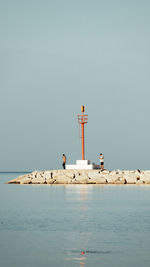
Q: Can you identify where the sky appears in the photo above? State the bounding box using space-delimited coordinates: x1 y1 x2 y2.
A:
0 0 150 171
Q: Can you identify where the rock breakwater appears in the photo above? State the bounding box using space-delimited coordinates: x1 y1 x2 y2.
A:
7 169 150 185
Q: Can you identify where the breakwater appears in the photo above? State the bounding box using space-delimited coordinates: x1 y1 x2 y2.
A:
7 169 150 184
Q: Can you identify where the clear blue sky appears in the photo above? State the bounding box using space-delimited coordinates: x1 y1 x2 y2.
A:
0 0 150 171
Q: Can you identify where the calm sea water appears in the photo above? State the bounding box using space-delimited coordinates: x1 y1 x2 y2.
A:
0 172 150 267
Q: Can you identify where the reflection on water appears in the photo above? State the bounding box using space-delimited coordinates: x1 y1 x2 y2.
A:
66 249 112 266
70 250 112 254
79 187 89 202
65 186 90 266
64 186 111 266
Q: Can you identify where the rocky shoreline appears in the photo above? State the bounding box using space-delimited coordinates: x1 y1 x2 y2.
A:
7 169 150 185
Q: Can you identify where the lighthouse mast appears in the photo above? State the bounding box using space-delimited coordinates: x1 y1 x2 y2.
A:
78 105 88 160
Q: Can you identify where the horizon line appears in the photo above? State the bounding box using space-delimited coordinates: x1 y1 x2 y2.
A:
0 171 32 173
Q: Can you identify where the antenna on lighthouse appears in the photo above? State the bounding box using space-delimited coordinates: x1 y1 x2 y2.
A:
78 105 88 160
81 105 85 113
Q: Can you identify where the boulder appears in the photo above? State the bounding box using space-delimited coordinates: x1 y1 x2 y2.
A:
133 171 140 179
109 171 117 176
69 179 79 184
123 173 138 184
46 178 54 184
31 171 38 176
72 170 80 177
114 177 126 184
70 178 89 184
87 171 107 183
88 171 101 179
31 176 45 184
53 176 71 184
100 170 110 175
140 174 150 184
20 178 32 184
43 171 53 179
54 179 69 184
65 171 76 179
136 180 144 185
53 173 71 180
115 170 124 175
75 172 89 180
91 177 107 184
53 170 75 179
106 174 121 184
7 179 20 184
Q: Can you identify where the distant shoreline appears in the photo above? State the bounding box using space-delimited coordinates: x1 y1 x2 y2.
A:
0 171 31 174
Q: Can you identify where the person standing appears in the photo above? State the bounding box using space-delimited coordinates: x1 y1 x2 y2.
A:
62 154 66 169
99 153 104 170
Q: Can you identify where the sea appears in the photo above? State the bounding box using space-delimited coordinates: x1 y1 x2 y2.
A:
0 172 150 267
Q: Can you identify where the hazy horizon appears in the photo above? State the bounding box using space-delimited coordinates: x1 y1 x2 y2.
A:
1 0 150 171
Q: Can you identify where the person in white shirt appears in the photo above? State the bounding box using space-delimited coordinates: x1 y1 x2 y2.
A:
99 153 104 170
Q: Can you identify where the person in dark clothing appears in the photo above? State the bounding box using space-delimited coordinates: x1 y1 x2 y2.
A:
62 154 66 169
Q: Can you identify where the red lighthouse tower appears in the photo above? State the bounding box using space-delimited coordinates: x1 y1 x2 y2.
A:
78 105 88 160
65 105 100 169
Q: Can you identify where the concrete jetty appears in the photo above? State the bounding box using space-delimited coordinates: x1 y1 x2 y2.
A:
7 169 150 185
